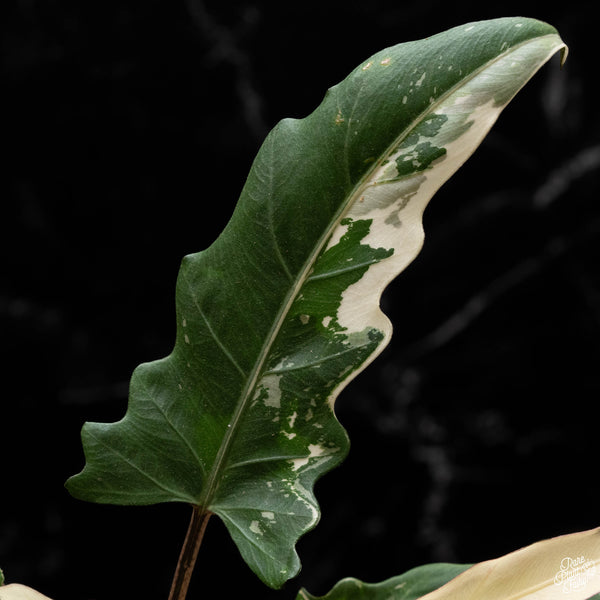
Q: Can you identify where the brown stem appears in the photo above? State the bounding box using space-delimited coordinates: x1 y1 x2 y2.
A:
168 506 212 600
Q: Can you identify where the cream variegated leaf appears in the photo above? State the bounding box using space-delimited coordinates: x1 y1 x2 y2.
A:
418 527 600 600
0 585 53 600
66 18 567 588
299 528 600 600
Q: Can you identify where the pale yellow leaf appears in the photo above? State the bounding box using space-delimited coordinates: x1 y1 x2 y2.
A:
0 584 53 600
420 527 600 600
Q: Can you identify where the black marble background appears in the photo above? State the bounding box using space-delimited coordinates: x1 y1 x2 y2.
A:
2 1 599 598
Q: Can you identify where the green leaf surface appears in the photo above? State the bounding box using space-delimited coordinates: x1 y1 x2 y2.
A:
299 528 600 600
297 564 471 600
66 18 566 588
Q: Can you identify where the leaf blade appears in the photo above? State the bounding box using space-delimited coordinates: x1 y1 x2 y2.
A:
298 528 600 600
418 527 600 600
66 18 567 587
0 584 53 600
297 564 471 600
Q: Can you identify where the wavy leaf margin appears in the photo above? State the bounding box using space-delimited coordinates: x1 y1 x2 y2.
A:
66 18 567 588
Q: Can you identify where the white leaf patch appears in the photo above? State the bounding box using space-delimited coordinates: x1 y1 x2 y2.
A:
289 443 334 472
332 34 565 340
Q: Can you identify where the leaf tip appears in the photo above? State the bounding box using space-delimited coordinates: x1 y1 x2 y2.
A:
560 43 569 68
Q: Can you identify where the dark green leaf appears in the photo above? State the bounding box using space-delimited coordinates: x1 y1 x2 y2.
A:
297 564 470 600
66 18 566 587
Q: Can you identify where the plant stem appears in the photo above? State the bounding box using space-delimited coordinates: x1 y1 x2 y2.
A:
168 506 212 600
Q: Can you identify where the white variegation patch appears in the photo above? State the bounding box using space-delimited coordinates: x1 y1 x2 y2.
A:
288 411 298 428
289 442 333 472
256 373 282 409
250 520 264 536
331 34 565 342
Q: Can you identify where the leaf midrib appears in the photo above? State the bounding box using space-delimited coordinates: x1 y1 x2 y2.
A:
198 196 350 509
196 33 557 510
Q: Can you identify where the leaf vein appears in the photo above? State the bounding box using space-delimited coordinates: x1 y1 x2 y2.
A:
221 512 283 561
307 258 381 282
226 454 317 470
85 427 191 500
181 268 247 378
137 376 207 479
266 340 373 375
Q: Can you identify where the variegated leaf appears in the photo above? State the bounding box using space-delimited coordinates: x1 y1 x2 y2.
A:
66 18 567 588
297 564 471 600
418 527 600 600
0 585 53 600
299 528 600 600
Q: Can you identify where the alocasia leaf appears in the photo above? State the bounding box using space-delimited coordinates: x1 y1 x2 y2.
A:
299 528 600 600
297 564 471 600
414 527 600 600
66 18 567 588
0 584 53 599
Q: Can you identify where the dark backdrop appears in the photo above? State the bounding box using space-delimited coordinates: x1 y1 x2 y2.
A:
3 1 599 598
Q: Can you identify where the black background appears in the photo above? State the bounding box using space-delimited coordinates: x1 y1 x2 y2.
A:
2 1 599 598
